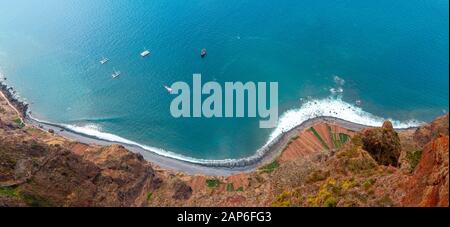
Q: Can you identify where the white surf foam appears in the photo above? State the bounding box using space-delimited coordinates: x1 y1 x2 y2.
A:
27 106 227 165
61 123 210 164
267 97 423 145
28 97 423 166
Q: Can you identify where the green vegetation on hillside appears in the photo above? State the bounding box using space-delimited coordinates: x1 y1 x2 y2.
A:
226 183 234 192
206 179 221 188
339 133 350 144
12 117 25 128
0 186 18 198
327 126 350 149
147 192 153 202
309 127 329 150
272 191 292 207
407 149 423 172
0 186 52 207
260 160 280 173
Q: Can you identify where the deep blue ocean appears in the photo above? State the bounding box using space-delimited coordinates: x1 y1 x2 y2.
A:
0 0 448 161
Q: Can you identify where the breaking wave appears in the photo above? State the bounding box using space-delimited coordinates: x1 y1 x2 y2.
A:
267 97 423 145
27 97 423 167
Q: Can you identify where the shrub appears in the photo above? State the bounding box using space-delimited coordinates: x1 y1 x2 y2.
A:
147 192 153 202
12 118 25 128
206 179 221 188
1 186 53 207
226 183 234 192
324 196 338 207
272 191 291 207
307 178 340 207
20 191 52 207
362 179 376 190
341 179 355 191
260 160 279 174
0 186 18 198
407 149 423 172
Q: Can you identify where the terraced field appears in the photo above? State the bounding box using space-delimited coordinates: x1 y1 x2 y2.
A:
279 123 356 162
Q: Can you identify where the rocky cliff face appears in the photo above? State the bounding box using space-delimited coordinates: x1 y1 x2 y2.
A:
251 114 449 207
0 91 448 207
402 115 449 207
414 115 449 147
0 136 156 207
0 83 28 117
361 121 402 166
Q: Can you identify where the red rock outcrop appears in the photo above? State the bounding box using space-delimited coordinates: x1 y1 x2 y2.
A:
2 90 449 207
402 134 449 207
414 114 449 147
0 137 156 207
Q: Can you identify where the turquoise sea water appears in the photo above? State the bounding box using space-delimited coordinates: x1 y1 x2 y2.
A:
0 0 448 161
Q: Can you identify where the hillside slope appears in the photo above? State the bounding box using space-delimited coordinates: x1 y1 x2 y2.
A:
1 93 448 207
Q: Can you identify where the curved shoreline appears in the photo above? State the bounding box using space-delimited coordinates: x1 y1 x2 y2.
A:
24 114 414 176
1 82 417 176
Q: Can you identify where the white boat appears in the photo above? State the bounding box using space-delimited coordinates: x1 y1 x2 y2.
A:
112 68 121 79
100 57 109 65
164 85 173 93
140 49 151 57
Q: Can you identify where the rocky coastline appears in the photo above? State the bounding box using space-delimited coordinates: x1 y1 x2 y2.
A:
1 83 448 207
0 79 418 173
0 81 29 118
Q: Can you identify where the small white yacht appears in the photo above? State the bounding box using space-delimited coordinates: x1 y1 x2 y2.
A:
112 68 121 79
164 85 173 93
140 49 151 57
100 57 109 65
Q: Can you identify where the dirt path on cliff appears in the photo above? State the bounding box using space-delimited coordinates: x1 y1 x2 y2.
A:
0 90 25 124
